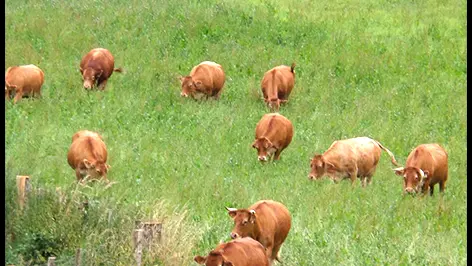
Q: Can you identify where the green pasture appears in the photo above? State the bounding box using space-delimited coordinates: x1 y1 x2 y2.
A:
5 0 466 265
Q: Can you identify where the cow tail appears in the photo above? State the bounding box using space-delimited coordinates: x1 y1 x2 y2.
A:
375 140 400 167
268 69 278 103
290 62 296 73
113 67 123 73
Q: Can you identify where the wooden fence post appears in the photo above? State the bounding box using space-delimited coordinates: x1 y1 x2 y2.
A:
135 220 163 248
47 256 56 266
16 175 31 210
75 248 82 266
133 229 144 266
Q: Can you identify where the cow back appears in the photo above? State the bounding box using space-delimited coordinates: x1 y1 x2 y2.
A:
217 238 269 266
406 143 448 184
261 65 295 100
5 65 44 95
255 113 294 149
67 135 108 169
322 137 382 176
250 200 291 248
190 61 226 93
80 48 115 79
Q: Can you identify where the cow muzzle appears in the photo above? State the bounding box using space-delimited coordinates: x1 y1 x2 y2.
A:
230 232 240 239
258 156 268 162
404 187 417 194
83 81 93 90
180 92 189 97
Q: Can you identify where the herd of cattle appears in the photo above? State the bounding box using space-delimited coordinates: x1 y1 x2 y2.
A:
5 47 449 265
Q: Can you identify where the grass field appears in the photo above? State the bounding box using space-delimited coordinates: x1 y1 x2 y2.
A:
5 0 467 265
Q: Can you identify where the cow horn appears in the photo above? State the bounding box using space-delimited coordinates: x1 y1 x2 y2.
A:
225 207 237 212
418 168 425 179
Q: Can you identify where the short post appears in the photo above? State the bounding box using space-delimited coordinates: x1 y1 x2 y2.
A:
16 175 31 209
133 229 144 266
47 256 56 266
135 220 163 248
75 248 82 266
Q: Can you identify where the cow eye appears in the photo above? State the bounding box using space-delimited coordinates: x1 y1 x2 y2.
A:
242 220 247 225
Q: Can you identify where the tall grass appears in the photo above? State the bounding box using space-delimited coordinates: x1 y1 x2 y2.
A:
5 0 466 265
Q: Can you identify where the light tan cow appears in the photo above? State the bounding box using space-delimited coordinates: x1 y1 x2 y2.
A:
393 143 448 195
226 200 291 265
252 113 294 162
179 61 225 99
67 130 110 183
261 63 295 111
80 48 122 90
5 64 44 104
309 137 399 187
194 237 269 266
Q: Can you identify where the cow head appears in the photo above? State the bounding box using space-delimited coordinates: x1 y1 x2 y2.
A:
393 167 430 194
81 67 103 89
308 155 336 180
81 158 110 181
252 137 277 162
225 207 257 239
194 250 233 266
179 76 204 98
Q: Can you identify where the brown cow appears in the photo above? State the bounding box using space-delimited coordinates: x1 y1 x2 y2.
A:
252 113 293 162
225 200 291 265
261 63 296 112
71 130 104 143
79 48 122 90
309 137 400 187
67 130 110 183
179 61 226 99
194 237 269 266
5 64 44 104
393 143 448 195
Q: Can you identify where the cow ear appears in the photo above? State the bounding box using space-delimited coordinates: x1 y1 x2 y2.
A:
393 167 405 176
326 162 336 172
251 141 257 149
249 209 256 223
194 81 203 88
80 67 84 74
83 159 93 169
226 207 237 218
422 170 430 178
194 255 206 264
263 138 272 149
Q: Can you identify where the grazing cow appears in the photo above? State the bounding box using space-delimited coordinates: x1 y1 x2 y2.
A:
226 200 291 265
5 64 44 104
393 143 448 195
179 61 226 99
261 63 296 112
194 237 269 266
309 137 400 187
252 113 293 162
67 130 110 183
71 130 104 143
79 48 122 90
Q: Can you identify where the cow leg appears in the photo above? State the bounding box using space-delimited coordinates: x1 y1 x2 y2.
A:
429 185 435 196
273 150 282 161
13 90 23 104
75 168 83 182
272 244 283 263
264 243 274 265
360 177 367 188
439 181 446 193
349 168 358 186
98 79 108 90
